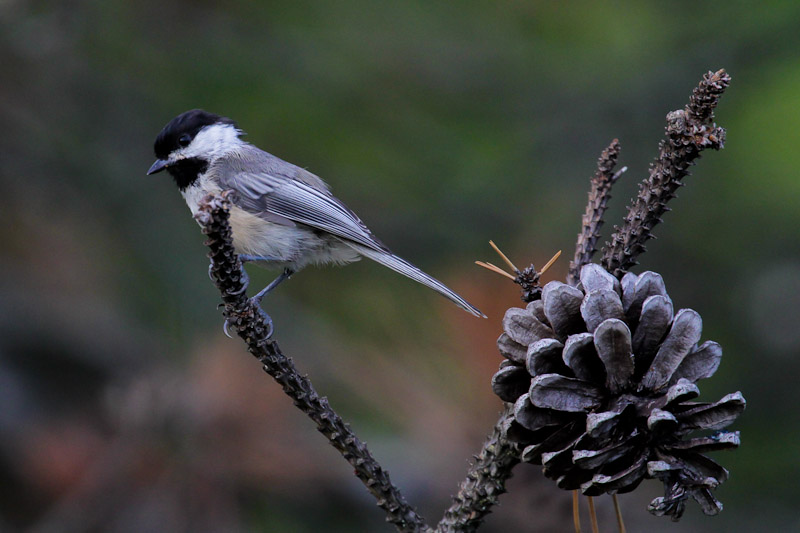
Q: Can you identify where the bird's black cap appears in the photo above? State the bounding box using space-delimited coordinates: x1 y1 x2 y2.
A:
153 109 236 159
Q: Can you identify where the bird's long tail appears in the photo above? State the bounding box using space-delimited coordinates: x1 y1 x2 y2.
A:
352 245 486 318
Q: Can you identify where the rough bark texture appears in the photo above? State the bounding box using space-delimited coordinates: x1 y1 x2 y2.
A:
437 405 520 533
567 139 623 286
601 70 730 278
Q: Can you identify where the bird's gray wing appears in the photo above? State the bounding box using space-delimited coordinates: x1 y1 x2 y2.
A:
216 156 486 318
220 169 389 253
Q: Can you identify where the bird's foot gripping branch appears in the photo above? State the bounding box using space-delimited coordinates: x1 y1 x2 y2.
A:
195 191 266 338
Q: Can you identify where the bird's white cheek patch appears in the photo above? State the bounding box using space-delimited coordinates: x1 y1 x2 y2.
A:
187 124 244 161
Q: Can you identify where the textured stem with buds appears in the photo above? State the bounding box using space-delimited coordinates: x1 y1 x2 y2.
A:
437 405 520 532
601 69 730 278
195 192 429 533
567 139 623 286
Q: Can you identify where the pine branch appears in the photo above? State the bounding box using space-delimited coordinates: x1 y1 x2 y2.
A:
189 69 732 532
567 139 624 286
194 192 429 533
601 69 730 277
437 405 520 532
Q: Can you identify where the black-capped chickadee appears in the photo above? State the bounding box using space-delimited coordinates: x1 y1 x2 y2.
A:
147 109 485 319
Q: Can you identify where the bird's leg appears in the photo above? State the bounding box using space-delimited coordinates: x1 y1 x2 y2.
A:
252 268 294 305
249 268 294 338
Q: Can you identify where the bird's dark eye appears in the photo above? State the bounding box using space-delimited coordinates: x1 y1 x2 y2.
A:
178 133 192 147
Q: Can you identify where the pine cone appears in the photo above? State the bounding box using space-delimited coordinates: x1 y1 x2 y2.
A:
491 263 745 520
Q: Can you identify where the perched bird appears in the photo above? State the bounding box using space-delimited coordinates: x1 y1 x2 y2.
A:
147 109 485 324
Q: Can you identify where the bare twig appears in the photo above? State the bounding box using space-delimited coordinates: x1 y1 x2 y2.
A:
587 497 599 533
573 491 582 533
539 250 562 276
567 139 624 286
437 405 520 532
195 192 429 533
475 261 517 280
489 240 519 272
477 242 562 303
601 69 730 277
513 251 561 303
612 494 626 533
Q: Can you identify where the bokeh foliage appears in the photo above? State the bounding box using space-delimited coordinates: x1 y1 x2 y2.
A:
1 1 798 531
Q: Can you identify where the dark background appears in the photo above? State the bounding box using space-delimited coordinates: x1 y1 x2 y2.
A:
1 2 798 531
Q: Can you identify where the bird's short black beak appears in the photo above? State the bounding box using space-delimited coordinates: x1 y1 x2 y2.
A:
147 159 169 175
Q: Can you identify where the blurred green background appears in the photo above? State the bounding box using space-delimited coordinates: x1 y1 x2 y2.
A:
1 1 798 531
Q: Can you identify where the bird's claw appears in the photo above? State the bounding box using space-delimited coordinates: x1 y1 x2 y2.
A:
220 269 289 340
226 268 250 296
223 317 235 338
249 295 275 338
239 267 250 287
256 309 275 339
221 298 275 339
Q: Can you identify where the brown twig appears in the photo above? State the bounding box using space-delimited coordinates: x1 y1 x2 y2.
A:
567 140 625 286
573 491 582 533
437 405 520 532
601 69 730 277
489 240 519 272
587 497 599 533
475 261 517 280
476 243 562 303
195 192 429 532
540 250 562 276
612 494 626 533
